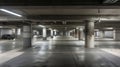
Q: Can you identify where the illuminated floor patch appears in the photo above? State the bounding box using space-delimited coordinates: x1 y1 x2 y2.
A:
101 48 120 57
0 48 24 64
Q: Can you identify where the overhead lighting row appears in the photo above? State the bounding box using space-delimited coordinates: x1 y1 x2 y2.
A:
38 25 45 28
0 9 22 17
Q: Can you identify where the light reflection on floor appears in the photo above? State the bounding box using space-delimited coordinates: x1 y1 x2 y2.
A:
0 36 120 67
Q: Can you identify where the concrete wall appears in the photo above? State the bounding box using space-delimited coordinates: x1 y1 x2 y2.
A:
1 29 13 35
104 31 113 38
115 29 120 40
0 28 22 39
0 28 13 38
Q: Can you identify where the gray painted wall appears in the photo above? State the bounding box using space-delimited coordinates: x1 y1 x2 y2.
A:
104 31 113 38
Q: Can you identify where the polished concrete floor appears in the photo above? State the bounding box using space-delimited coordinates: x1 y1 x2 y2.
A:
0 36 120 67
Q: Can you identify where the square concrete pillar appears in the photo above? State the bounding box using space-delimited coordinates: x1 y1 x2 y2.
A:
85 20 95 48
43 27 47 40
78 28 84 40
115 29 120 40
22 25 32 48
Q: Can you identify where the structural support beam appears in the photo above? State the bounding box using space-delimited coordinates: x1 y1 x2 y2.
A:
51 29 53 38
23 25 32 48
15 28 18 39
77 29 79 39
113 30 116 40
100 30 104 38
115 29 120 40
43 27 47 40
79 28 84 40
85 20 95 48
68 31 71 36
103 0 119 4
54 30 57 36
74 29 76 38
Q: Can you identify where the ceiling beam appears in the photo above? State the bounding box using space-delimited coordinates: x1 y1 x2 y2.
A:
2 6 120 9
0 5 120 9
27 15 120 21
103 0 119 4
0 0 102 6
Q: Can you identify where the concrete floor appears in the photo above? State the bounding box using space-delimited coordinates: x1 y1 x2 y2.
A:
0 36 120 67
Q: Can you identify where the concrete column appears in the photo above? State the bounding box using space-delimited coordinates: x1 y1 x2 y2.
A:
15 28 18 39
68 31 70 36
115 29 120 40
85 20 94 48
113 30 115 40
73 29 75 37
73 30 75 37
78 29 80 40
75 29 77 38
43 27 47 40
54 30 57 36
51 29 53 38
100 30 104 38
65 31 67 36
77 29 79 38
23 25 32 48
79 28 84 40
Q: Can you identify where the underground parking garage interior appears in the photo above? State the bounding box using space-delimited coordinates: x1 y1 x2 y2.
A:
1 0 120 67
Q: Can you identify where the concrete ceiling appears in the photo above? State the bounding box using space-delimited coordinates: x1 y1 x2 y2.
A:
19 7 120 22
0 0 120 6
21 9 120 15
1 6 120 20
0 6 120 30
0 0 120 31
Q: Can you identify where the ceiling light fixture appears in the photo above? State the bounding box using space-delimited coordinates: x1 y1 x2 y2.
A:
38 25 45 28
54 29 57 31
0 9 22 17
104 27 113 29
49 28 52 30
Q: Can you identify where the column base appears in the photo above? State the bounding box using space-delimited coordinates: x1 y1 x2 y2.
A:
43 37 47 40
23 38 32 49
85 44 95 48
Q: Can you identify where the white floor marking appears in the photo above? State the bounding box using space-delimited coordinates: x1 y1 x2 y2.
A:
101 48 120 57
0 48 24 64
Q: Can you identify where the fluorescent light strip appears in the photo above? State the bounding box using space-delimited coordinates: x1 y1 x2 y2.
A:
38 25 45 27
0 9 22 17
